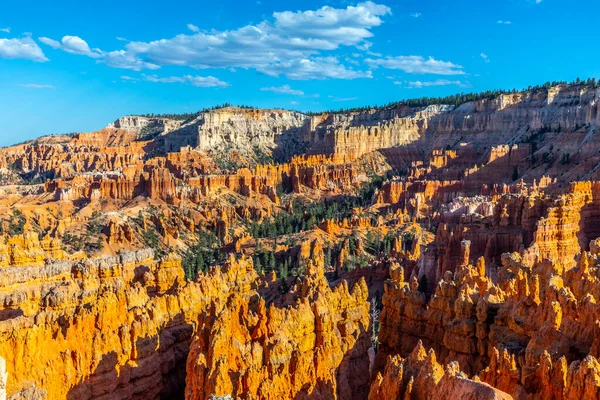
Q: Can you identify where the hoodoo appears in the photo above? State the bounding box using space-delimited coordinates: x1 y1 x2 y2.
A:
1 2 600 396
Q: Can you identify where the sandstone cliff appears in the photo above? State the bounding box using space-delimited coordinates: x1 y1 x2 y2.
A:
0 251 257 399
185 257 371 400
0 82 599 400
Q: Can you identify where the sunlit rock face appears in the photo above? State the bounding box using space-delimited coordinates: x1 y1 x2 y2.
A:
374 233 600 399
0 251 257 399
163 107 307 158
0 83 599 399
185 260 371 400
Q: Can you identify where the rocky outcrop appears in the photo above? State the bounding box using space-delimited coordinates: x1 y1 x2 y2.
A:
185 259 371 400
164 107 307 158
306 85 599 168
106 116 182 137
374 235 600 399
0 233 66 267
0 251 257 400
0 82 600 400
369 343 512 400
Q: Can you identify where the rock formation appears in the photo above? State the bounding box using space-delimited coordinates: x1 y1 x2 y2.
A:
185 259 371 400
0 82 599 399
0 251 257 399
369 343 512 400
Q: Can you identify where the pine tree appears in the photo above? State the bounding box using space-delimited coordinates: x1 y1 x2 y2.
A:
196 252 205 275
324 250 332 269
281 260 289 278
268 251 276 272
254 257 263 274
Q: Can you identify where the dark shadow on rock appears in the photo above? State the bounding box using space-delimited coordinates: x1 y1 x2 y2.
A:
66 312 192 400
0 307 23 322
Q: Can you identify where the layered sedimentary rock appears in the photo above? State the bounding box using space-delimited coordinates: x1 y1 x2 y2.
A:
163 107 307 157
0 233 66 267
308 85 599 166
369 343 512 400
185 257 371 400
375 235 600 399
41 154 356 206
0 82 599 399
0 251 257 399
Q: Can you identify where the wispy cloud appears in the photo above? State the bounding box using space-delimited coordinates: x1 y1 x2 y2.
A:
142 74 229 87
261 84 304 96
0 27 10 33
356 41 372 51
410 12 421 18
187 24 200 33
261 84 320 97
328 95 358 102
39 35 102 57
394 79 470 89
0 36 48 62
19 83 53 89
262 57 372 80
480 53 490 63
366 55 465 75
497 20 512 25
116 36 128 41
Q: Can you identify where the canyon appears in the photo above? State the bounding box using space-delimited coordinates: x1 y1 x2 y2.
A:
0 82 599 399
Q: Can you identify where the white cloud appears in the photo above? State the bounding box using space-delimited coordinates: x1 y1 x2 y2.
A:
411 12 421 18
187 24 200 33
102 50 160 71
142 74 229 87
116 37 128 41
345 56 360 66
272 2 391 46
497 20 512 25
396 79 470 89
356 41 372 50
40 36 159 71
366 55 464 75
480 52 490 63
0 36 48 62
260 84 304 96
260 57 372 80
40 2 387 80
0 28 10 33
328 95 358 101
39 35 102 57
120 75 138 81
290 101 299 105
19 83 53 89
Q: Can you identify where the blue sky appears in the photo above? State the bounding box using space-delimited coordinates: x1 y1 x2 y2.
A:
0 0 598 146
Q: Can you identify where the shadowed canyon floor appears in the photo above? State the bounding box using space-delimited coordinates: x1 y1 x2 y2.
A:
1 83 600 399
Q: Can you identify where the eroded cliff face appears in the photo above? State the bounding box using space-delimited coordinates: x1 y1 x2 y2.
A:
306 86 599 167
163 108 307 162
185 256 371 400
374 235 600 399
0 251 257 399
0 83 600 399
369 343 513 400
